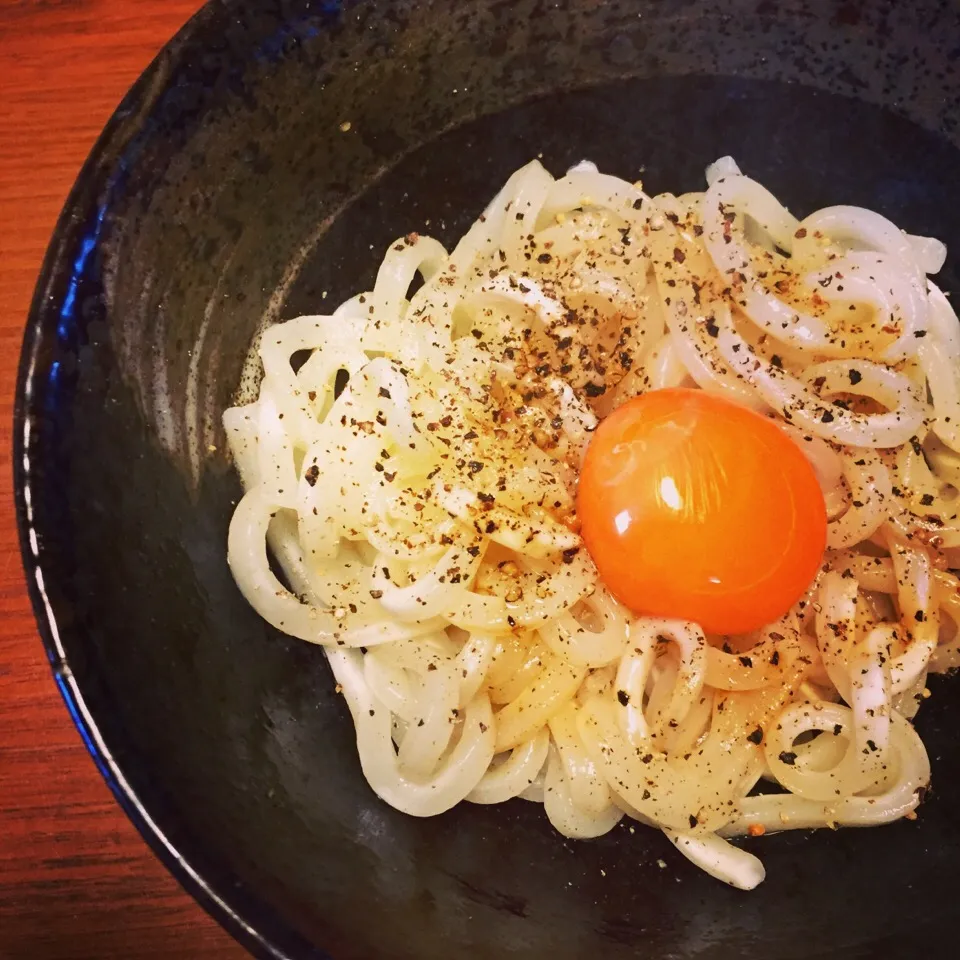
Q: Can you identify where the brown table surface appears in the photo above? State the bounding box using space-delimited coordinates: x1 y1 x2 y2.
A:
0 2 250 957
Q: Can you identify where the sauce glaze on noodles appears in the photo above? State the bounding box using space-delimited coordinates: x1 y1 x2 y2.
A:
224 156 956 889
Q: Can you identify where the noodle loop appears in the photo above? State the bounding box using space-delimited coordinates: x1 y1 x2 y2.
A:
225 156 951 888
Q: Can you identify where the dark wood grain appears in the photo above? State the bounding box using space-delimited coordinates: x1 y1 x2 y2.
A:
0 3 250 957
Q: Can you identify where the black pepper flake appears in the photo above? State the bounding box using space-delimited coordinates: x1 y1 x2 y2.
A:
867 739 878 752
915 610 925 622
770 355 783 369
848 368 863 386
738 656 753 668
770 650 780 666
794 227 808 239
914 330 927 338
467 461 484 474
821 410 835 423
642 789 651 799
378 387 391 399
705 321 719 338
673 247 686 263
641 753 653 764
562 548 580 564
304 464 320 487
779 751 797 765
479 722 488 733
466 545 481 557
537 252 552 263
834 724 843 736
617 689 630 706
688 814 698 828
747 727 764 745
427 663 437 672
485 520 497 533
583 381 606 397
921 493 935 506
369 589 383 599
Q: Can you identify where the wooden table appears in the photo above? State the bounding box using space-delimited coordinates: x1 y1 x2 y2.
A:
0 3 249 957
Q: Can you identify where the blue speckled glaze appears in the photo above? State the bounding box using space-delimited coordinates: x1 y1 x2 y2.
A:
14 1 960 958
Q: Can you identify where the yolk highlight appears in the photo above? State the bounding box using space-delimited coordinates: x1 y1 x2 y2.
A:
577 388 827 636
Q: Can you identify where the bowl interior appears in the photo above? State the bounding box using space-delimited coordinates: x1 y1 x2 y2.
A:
17 1 960 958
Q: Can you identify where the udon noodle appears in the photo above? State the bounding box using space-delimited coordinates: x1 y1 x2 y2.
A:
224 156 957 889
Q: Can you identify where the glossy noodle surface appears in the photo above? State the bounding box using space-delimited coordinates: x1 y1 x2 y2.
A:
225 156 956 889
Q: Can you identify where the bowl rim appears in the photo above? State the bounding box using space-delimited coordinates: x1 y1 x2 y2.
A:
11 3 313 956
16 2 960 956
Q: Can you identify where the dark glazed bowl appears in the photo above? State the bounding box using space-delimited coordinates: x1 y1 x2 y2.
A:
15 1 960 957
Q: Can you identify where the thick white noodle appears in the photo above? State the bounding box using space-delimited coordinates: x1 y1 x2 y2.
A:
224 155 950 889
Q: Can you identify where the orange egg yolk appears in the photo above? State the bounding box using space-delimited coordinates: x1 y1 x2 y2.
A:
577 388 827 636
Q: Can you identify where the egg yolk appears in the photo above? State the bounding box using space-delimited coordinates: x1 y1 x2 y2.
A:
577 388 827 636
